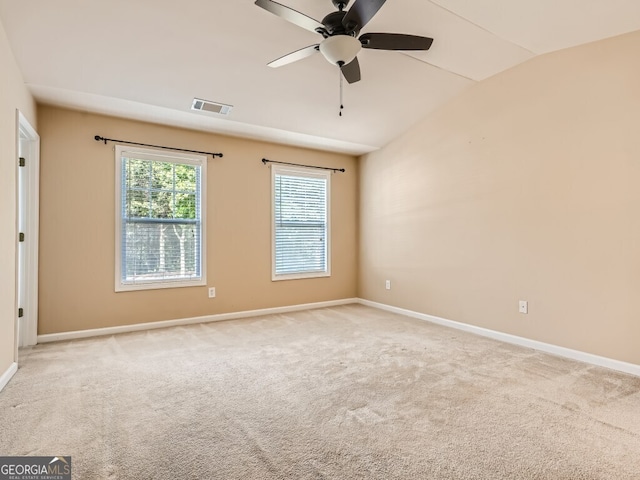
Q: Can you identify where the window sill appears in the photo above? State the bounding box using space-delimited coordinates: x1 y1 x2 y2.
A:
115 278 205 292
272 272 330 282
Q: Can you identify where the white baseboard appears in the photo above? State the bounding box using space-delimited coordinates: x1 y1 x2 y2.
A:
358 299 640 378
0 362 18 393
36 296 639 377
38 298 359 344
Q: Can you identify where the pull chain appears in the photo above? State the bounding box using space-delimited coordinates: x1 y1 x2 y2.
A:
339 68 344 117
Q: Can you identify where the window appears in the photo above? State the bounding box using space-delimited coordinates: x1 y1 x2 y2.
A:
272 165 330 281
115 145 206 291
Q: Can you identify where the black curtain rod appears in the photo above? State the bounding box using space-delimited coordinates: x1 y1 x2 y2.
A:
262 158 345 173
94 135 223 158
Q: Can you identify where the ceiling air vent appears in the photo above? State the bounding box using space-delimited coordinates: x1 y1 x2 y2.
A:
191 98 233 115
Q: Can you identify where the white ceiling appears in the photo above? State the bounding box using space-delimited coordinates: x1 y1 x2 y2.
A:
1 0 640 155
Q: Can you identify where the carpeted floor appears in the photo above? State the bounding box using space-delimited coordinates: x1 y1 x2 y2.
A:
1 304 639 479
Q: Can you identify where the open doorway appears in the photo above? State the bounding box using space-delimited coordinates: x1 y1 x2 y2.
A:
15 111 39 355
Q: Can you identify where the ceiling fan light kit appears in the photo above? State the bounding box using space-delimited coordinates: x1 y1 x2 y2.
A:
319 35 361 65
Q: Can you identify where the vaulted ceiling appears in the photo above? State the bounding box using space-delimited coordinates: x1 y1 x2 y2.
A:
1 0 640 155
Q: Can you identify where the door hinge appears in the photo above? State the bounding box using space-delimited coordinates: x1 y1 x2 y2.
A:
18 308 24 318
19 232 25 242
19 157 25 167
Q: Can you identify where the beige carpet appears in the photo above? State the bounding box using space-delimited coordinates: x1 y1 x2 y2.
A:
1 304 639 479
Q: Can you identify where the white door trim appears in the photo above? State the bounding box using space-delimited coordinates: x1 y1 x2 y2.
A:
16 110 40 353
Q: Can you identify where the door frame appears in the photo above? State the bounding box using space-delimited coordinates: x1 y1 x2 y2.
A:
15 110 40 356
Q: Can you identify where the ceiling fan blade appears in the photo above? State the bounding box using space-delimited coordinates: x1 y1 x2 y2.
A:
360 33 433 50
342 0 387 33
255 0 324 34
340 57 361 84
268 44 319 68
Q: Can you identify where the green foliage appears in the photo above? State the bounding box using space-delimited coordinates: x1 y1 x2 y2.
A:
124 158 198 220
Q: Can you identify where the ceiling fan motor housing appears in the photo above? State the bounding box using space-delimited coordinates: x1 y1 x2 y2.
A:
321 11 352 36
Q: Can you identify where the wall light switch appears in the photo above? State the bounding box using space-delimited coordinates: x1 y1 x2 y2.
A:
208 287 216 298
519 300 528 314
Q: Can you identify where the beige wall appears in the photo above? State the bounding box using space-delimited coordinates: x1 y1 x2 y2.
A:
359 30 640 365
0 20 36 374
38 106 357 334
14 23 640 367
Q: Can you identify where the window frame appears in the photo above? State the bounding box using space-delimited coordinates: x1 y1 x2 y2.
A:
271 164 331 282
114 145 207 292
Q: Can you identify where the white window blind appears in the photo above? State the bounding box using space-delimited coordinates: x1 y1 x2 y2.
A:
115 146 206 291
272 165 330 280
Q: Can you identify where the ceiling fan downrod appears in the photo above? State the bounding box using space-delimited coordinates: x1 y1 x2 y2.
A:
332 0 349 12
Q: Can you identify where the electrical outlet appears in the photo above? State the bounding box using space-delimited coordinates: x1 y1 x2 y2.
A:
385 280 391 290
519 300 528 314
208 287 216 298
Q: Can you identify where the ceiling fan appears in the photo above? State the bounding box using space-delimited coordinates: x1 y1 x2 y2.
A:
255 0 434 84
